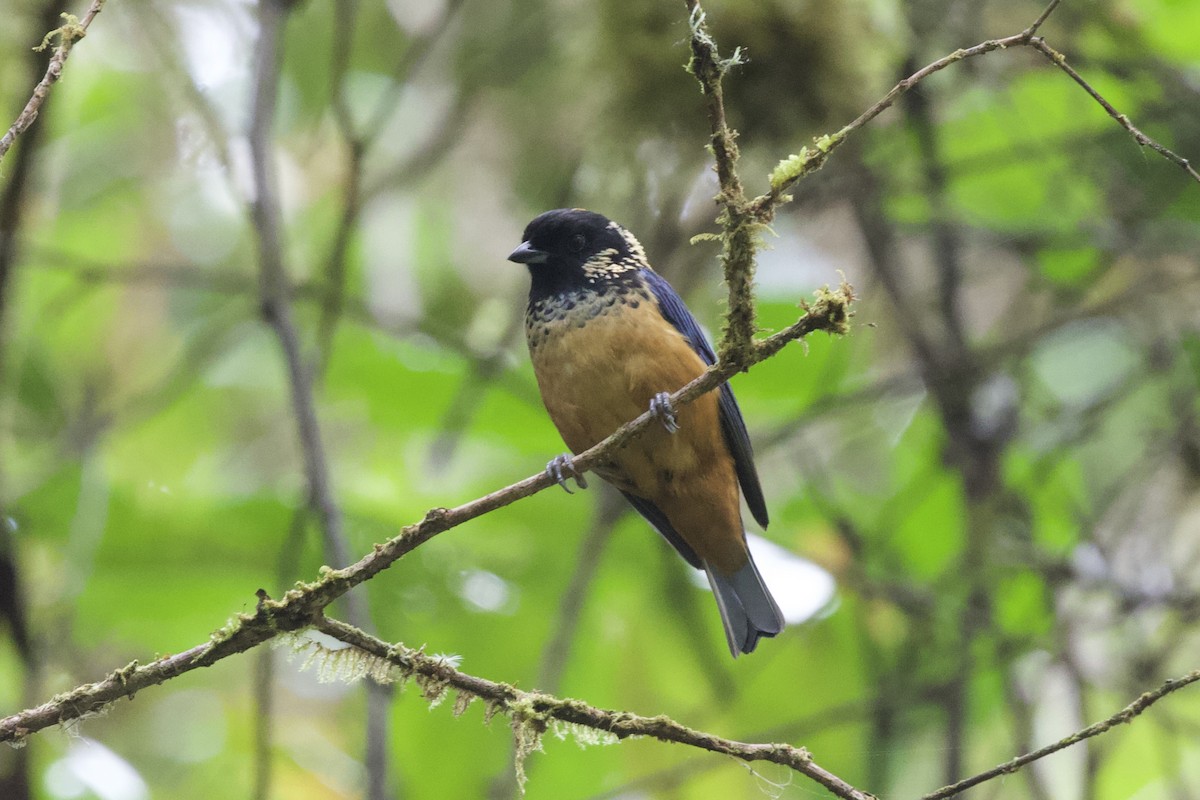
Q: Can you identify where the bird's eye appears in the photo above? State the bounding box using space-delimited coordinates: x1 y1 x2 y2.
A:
568 234 586 253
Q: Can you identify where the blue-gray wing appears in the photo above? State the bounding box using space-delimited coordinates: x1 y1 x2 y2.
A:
620 491 702 568
641 269 769 528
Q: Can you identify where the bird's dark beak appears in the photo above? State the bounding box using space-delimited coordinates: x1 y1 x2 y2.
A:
507 241 548 265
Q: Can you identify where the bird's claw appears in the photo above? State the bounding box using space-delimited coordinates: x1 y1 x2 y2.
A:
547 454 588 494
650 391 679 434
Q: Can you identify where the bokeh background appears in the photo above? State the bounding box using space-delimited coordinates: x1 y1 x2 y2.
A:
1 0 1199 798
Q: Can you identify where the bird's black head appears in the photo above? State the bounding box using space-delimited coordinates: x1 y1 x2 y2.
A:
508 209 648 298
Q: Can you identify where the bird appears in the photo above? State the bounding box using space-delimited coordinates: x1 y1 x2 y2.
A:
508 208 785 656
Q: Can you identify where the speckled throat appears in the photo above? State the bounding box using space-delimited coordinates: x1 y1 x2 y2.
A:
525 280 655 352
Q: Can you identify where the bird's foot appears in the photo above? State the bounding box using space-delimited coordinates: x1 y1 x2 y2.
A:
650 391 679 434
547 453 588 494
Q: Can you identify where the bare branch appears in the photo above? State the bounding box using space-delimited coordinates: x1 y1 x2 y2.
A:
750 0 1200 213
752 19 1062 214
1027 37 1200 184
248 0 357 614
922 669 1200 800
246 2 394 796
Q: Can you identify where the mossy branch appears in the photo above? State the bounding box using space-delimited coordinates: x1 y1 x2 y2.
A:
684 0 1195 371
0 0 106 163
0 283 853 751
683 0 759 366
313 618 878 800
33 13 88 53
684 0 744 205
6 597 1197 800
315 623 1200 800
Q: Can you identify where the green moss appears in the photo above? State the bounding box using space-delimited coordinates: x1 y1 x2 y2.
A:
35 12 88 53
508 696 551 793
768 148 812 190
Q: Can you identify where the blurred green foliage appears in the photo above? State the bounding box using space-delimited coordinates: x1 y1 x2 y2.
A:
1 0 1199 798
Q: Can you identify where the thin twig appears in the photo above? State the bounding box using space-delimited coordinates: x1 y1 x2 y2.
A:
921 669 1200 799
1027 37 1200 184
359 0 469 149
749 21 1056 215
682 0 743 204
1 0 71 375
0 0 105 162
1027 0 1062 36
316 0 473 370
746 0 1196 213
313 0 364 377
752 0 1197 215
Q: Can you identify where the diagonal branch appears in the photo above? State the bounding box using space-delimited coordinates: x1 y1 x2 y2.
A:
684 0 1193 376
750 0 1198 216
309 621 1199 800
922 668 1200 800
0 0 105 162
1 0 71 375
1026 37 1200 184
0 285 853 748
750 2 1065 215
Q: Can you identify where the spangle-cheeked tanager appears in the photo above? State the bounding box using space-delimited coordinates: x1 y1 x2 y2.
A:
508 208 785 657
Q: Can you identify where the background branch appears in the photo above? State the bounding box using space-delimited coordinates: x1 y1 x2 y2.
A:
246 1 392 796
749 0 1198 217
922 669 1200 799
0 5 80 798
1027 38 1200 184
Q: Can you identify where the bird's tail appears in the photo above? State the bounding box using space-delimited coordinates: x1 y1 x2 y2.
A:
704 555 785 657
